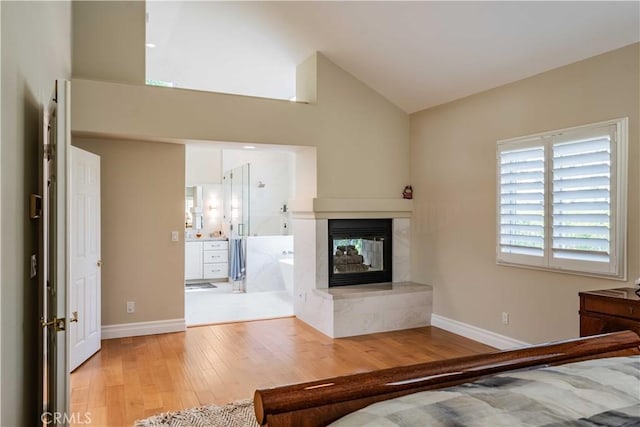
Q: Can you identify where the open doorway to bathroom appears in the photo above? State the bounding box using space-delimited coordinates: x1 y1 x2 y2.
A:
184 142 295 325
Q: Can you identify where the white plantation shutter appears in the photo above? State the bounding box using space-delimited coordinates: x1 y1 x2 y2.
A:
498 144 545 263
497 119 627 278
552 134 611 262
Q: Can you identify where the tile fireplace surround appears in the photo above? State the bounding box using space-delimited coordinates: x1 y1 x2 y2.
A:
291 198 433 338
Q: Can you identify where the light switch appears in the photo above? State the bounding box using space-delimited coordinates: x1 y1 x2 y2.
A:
171 231 179 242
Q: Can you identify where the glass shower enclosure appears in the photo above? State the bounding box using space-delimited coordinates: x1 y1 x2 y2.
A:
223 163 250 292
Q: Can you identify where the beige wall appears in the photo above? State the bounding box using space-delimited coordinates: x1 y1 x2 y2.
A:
313 54 411 199
73 137 185 326
1 1 71 425
410 43 639 344
294 147 318 200
186 145 222 185
72 1 145 84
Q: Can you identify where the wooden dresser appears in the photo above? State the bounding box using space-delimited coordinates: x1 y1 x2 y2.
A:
579 287 640 337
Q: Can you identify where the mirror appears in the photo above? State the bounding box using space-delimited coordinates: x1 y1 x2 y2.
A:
185 186 203 229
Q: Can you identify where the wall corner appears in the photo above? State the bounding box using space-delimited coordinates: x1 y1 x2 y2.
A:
296 52 317 104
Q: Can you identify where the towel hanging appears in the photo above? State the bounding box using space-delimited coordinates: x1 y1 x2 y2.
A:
229 238 245 282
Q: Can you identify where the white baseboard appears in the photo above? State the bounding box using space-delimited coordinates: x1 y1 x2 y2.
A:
431 314 529 350
102 318 186 340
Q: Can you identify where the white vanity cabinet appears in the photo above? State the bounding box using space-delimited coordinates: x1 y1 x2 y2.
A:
203 241 229 279
185 240 229 281
185 241 204 280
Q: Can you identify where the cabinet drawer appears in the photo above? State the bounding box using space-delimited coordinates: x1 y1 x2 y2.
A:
204 263 228 279
203 241 229 251
580 312 640 337
203 250 228 264
582 296 640 321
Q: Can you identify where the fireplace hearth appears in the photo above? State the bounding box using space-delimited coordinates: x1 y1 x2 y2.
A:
328 219 392 287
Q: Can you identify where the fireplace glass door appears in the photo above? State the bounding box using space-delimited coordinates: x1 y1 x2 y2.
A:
328 219 392 286
333 237 385 274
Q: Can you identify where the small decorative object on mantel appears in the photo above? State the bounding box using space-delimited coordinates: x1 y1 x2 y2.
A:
402 185 413 199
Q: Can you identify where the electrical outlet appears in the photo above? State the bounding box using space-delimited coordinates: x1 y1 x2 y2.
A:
30 254 37 279
126 301 135 313
171 231 179 242
501 312 509 325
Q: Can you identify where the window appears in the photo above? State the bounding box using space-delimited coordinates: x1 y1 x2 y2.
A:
497 118 627 279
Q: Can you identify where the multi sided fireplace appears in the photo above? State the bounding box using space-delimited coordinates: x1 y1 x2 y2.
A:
328 218 392 287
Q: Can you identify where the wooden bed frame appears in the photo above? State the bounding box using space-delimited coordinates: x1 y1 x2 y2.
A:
254 330 640 427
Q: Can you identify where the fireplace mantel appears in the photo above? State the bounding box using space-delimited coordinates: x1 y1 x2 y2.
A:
290 198 412 219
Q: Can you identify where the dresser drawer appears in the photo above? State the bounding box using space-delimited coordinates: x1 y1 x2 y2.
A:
582 296 640 321
204 263 228 279
580 312 640 337
203 241 228 251
203 250 228 264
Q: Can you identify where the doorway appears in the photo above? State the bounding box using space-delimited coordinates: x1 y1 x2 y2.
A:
184 143 295 325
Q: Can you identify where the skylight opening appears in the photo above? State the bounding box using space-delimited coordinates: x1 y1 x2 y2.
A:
145 1 297 101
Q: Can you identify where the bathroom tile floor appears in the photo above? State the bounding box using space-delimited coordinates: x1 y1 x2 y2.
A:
185 282 294 326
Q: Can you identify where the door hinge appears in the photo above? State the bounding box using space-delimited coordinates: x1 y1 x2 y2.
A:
40 316 66 332
29 194 42 219
44 144 54 162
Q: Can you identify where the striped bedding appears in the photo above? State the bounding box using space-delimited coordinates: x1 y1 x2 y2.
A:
330 356 640 426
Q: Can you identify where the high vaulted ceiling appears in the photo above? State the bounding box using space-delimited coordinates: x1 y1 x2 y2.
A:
146 1 640 114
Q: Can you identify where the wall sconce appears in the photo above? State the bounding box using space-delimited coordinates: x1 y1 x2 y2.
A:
208 197 220 217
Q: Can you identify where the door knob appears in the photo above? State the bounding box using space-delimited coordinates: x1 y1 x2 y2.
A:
70 311 79 323
97 260 103 267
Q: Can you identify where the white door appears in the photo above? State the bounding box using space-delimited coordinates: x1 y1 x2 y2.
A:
69 146 101 371
40 79 71 423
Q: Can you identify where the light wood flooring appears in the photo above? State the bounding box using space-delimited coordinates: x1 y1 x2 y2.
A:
70 317 494 426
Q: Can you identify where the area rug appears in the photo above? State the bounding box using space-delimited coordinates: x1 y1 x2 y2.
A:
134 399 259 427
185 282 218 291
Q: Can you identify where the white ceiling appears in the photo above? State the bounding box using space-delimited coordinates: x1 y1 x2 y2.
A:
146 1 640 114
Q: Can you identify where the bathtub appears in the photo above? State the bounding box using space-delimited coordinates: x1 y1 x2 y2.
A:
245 235 293 293
278 257 294 296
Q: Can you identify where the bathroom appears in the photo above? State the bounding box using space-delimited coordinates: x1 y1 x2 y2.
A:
184 142 295 325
